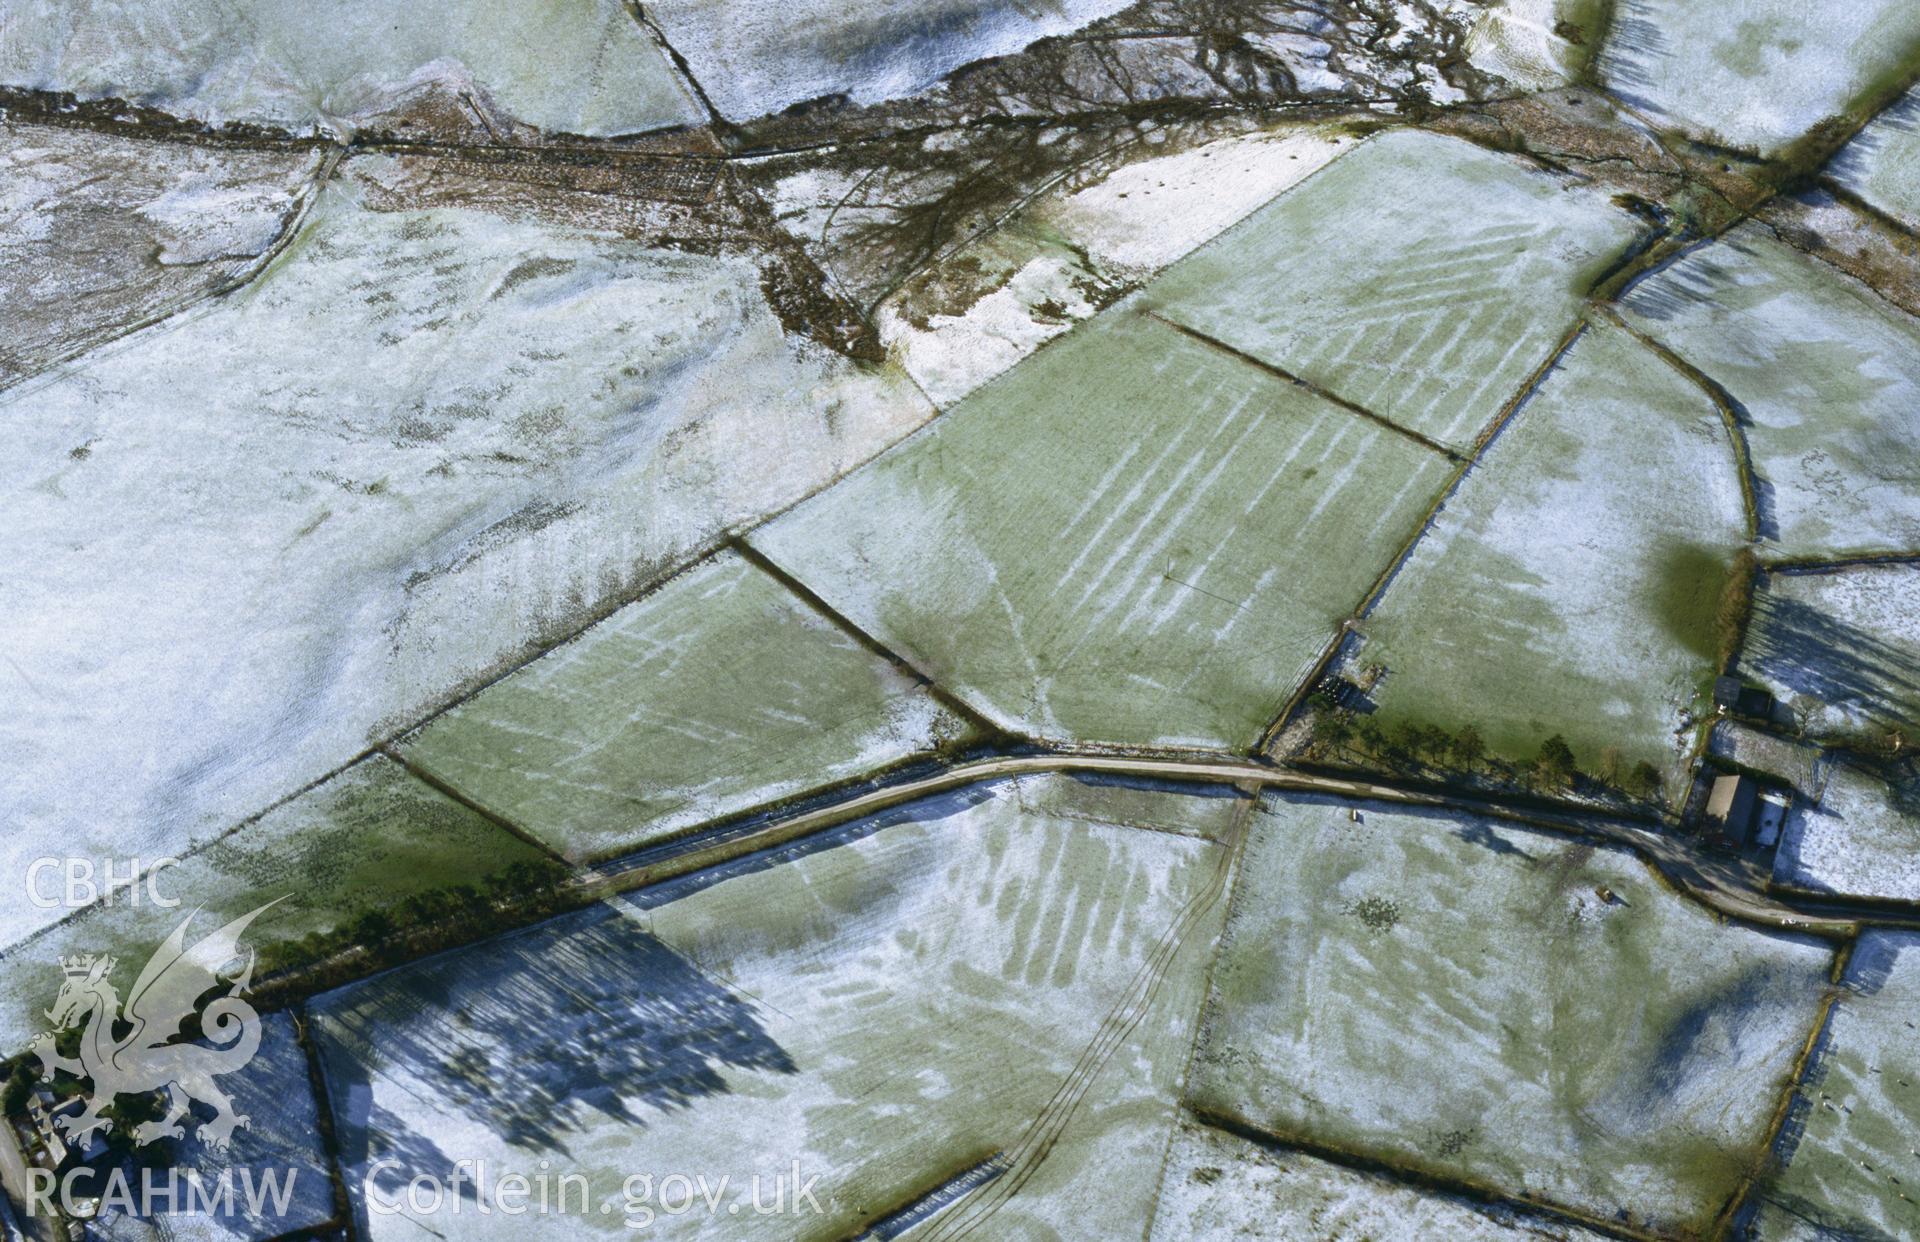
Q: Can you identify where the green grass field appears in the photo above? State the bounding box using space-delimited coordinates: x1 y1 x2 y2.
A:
752 308 1454 752
1336 322 1749 786
0 755 549 1051
1144 128 1643 450
400 551 979 861
1750 931 1920 1240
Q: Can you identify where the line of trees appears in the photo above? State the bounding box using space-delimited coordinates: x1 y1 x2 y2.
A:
268 858 577 997
1305 698 1663 804
1714 547 1760 670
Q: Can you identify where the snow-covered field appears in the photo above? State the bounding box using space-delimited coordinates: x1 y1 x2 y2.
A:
0 0 700 138
875 122 1352 406
1032 125 1353 280
0 169 935 951
752 307 1454 751
1144 128 1644 451
0 123 323 387
1828 89 1920 233
1622 225 1920 560
1773 761 1920 904
1750 930 1920 1240
1150 1120 1613 1240
647 0 1134 120
1599 0 1920 156
1741 562 1920 741
1342 322 1746 782
1190 794 1835 1236
313 775 1232 1239
1465 0 1604 92
399 551 976 862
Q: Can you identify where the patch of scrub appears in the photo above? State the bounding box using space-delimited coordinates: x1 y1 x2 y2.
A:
0 121 323 388
751 308 1455 751
1189 794 1834 1237
1828 89 1920 233
0 170 934 953
1466 0 1608 92
398 550 978 862
0 0 700 139
875 121 1351 406
1144 128 1643 451
1598 0 1920 157
313 775 1231 1239
1333 321 1747 786
1150 1119 1613 1240
875 216 1126 409
48 1013 338 1242
645 0 1136 121
1740 562 1920 742
1621 226 1920 560
1747 930 1920 1240
1773 761 1920 904
0 755 550 1054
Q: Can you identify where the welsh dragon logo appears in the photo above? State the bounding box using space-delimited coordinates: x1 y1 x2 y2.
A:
30 901 280 1154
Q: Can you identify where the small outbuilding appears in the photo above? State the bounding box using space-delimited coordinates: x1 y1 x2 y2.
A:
1704 772 1759 845
1712 676 1776 719
1753 789 1791 850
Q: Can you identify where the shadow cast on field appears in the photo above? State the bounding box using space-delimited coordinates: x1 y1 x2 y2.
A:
1828 91 1920 186
57 1014 338 1237
1841 931 1910 999
1749 1002 1841 1232
1769 801 1821 892
1594 0 1668 117
1745 592 1920 729
1744 937 1919 1239
318 904 798 1189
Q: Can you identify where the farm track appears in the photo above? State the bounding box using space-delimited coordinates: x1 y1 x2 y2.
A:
912 796 1250 1240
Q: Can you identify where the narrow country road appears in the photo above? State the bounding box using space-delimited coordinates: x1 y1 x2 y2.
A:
589 750 1910 938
